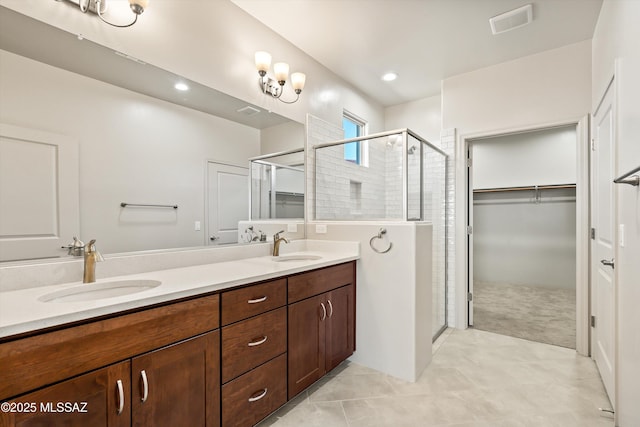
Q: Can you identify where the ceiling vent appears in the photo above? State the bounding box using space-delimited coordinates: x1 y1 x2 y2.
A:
236 106 261 116
489 4 533 35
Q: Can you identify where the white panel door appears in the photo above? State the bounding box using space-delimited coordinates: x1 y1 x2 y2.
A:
206 162 248 245
591 81 616 404
0 124 79 261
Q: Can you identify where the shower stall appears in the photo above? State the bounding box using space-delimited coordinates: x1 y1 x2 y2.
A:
313 129 448 339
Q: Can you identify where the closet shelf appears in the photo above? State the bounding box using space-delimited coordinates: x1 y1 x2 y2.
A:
473 184 576 193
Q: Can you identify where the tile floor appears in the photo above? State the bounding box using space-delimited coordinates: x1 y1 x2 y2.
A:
258 328 613 427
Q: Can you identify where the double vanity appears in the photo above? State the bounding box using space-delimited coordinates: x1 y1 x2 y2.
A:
0 242 359 427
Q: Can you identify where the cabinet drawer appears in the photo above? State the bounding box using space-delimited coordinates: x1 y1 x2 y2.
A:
221 354 287 427
221 307 286 383
221 279 286 325
288 262 355 303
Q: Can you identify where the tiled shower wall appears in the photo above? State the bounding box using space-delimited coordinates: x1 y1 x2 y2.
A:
441 128 457 328
306 114 457 329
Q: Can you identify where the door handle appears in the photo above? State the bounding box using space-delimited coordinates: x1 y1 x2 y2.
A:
210 236 219 241
600 259 615 268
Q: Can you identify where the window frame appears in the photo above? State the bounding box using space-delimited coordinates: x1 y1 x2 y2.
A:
342 110 368 166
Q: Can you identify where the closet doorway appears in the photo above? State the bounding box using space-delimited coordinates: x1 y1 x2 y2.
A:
468 125 580 349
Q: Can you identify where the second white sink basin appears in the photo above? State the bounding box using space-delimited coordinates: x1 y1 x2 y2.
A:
271 255 322 262
39 279 162 303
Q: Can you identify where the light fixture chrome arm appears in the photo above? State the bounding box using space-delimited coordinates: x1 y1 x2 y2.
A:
255 51 305 104
95 0 144 28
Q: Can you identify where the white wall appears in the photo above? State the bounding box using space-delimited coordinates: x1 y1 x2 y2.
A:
260 121 305 155
472 126 577 189
307 222 432 382
385 95 442 145
592 2 640 425
443 41 591 133
0 50 259 255
442 40 592 328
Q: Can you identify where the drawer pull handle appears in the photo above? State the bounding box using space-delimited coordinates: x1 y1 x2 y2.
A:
140 370 149 403
248 296 268 304
248 336 268 347
248 388 268 402
320 302 327 321
327 300 333 318
116 379 125 415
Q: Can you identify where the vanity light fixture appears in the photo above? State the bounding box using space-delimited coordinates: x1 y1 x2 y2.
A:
56 0 149 28
255 51 306 104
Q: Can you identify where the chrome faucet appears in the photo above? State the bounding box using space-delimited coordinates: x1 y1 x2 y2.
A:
83 239 104 283
272 230 289 256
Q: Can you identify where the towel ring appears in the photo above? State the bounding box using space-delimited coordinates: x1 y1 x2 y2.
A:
370 228 392 254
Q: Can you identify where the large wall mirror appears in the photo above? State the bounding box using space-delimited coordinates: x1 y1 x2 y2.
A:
0 6 305 262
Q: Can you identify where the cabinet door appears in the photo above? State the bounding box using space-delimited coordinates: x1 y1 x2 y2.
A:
0 361 130 427
131 331 220 427
325 285 356 372
287 294 326 399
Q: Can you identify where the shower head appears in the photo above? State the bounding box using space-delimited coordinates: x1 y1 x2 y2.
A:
407 145 417 154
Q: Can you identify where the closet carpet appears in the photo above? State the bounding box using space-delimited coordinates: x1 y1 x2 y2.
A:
472 281 576 349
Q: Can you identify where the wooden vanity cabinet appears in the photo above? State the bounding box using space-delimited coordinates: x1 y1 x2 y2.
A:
287 263 356 399
0 295 220 427
0 261 356 427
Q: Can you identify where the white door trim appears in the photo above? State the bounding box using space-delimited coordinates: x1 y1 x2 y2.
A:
456 116 590 355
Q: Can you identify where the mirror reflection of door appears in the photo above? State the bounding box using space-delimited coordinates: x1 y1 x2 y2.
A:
207 162 248 245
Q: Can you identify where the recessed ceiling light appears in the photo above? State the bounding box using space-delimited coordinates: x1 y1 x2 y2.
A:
174 82 189 91
382 72 398 82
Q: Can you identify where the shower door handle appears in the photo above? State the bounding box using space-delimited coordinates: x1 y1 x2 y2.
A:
600 259 615 269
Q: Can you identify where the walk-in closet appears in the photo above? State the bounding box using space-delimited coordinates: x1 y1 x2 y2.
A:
470 125 577 349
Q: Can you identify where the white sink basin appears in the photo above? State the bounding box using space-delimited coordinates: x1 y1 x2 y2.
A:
271 255 322 262
39 279 162 303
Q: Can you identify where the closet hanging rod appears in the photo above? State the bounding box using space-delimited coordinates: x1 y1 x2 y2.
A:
473 184 576 193
613 165 640 186
120 202 178 209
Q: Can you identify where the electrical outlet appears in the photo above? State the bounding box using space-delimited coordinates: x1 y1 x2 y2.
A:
315 224 327 234
287 223 298 232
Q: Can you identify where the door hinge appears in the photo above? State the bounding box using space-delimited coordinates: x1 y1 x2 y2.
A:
591 228 596 240
591 139 596 151
467 292 473 302
467 225 473 235
591 315 596 327
466 158 472 167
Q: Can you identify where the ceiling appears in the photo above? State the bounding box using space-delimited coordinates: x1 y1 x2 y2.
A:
232 0 603 107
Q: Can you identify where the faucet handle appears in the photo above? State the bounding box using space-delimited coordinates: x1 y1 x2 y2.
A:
85 239 105 262
273 230 285 240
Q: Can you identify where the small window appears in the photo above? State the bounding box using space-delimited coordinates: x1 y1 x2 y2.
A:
342 111 368 166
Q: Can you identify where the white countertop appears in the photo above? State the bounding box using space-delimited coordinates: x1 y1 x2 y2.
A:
0 245 359 339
